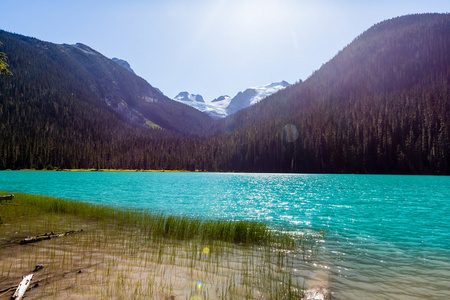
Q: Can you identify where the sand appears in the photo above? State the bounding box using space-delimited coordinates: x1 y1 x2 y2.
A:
0 218 319 299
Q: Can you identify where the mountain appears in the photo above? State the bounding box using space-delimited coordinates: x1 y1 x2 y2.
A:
0 30 213 169
174 91 204 103
212 95 231 103
1 14 448 173
226 81 290 115
210 13 450 174
0 31 212 137
111 57 135 74
210 95 232 118
172 81 290 119
173 92 229 119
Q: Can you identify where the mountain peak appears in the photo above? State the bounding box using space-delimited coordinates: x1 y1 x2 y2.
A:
72 43 99 55
112 57 135 74
226 81 290 115
171 81 289 118
174 92 205 103
251 81 290 89
212 95 231 103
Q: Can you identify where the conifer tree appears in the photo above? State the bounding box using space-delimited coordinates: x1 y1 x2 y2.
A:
0 42 12 75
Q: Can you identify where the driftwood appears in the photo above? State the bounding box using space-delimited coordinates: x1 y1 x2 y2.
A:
11 274 33 300
0 264 99 298
0 194 14 201
19 229 84 245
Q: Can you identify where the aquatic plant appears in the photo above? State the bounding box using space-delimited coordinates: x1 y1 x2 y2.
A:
6 192 308 248
0 192 324 299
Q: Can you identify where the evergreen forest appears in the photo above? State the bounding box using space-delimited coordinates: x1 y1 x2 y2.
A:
1 13 449 174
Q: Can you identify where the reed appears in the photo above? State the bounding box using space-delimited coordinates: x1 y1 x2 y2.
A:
6 193 307 248
0 192 326 299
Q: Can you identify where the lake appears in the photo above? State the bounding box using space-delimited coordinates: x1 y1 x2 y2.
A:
1 171 449 299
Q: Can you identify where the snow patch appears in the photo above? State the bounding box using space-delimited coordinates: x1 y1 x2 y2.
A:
172 81 289 119
174 92 205 103
247 81 290 105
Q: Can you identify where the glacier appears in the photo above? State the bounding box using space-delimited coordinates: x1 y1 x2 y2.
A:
173 81 290 119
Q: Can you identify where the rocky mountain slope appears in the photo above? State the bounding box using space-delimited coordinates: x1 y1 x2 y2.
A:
111 57 135 74
0 31 213 137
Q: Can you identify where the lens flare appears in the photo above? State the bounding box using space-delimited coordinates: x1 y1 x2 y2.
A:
283 124 299 142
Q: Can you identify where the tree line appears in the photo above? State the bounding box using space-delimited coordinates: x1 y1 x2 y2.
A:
1 14 449 174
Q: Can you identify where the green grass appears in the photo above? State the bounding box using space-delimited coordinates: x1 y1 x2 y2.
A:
144 118 162 129
0 192 327 299
5 192 309 248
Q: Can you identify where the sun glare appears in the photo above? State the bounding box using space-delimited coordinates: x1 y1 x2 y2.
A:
222 0 298 37
194 0 322 52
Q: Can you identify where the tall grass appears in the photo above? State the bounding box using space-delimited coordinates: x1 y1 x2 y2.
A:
7 193 308 248
0 192 326 299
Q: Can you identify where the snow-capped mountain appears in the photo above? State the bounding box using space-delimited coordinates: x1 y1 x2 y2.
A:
226 81 291 115
173 92 229 119
172 81 290 119
212 95 231 103
208 95 231 119
174 92 205 103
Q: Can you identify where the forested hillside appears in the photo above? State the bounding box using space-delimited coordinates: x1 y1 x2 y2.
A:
1 14 449 173
0 30 213 169
0 30 212 134
207 13 450 174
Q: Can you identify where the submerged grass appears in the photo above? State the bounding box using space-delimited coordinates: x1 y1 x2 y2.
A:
0 192 326 299
7 192 304 248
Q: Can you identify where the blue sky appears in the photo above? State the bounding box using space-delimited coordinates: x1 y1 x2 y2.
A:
1 0 449 101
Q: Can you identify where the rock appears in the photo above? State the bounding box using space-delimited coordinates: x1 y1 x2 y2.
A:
303 286 330 300
33 264 44 272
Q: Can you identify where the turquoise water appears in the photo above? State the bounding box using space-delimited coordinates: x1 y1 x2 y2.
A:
1 171 449 299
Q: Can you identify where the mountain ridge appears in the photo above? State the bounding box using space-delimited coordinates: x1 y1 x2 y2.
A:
210 13 450 173
0 30 213 137
0 13 448 173
111 57 135 74
172 81 290 119
174 92 205 103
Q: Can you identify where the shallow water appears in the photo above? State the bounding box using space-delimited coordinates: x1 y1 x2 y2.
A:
1 171 449 299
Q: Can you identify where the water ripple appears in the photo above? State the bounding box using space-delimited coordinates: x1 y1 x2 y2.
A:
1 171 449 299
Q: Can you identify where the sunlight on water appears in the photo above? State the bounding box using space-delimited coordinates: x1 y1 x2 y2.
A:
1 171 449 299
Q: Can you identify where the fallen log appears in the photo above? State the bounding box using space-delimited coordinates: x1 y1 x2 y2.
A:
20 233 51 244
11 274 33 300
0 263 99 298
0 194 14 201
19 229 84 245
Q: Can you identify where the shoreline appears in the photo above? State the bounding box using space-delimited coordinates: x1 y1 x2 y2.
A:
1 169 445 177
9 168 195 173
0 192 326 299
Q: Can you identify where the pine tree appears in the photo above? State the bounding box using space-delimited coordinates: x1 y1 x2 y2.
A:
0 42 12 75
